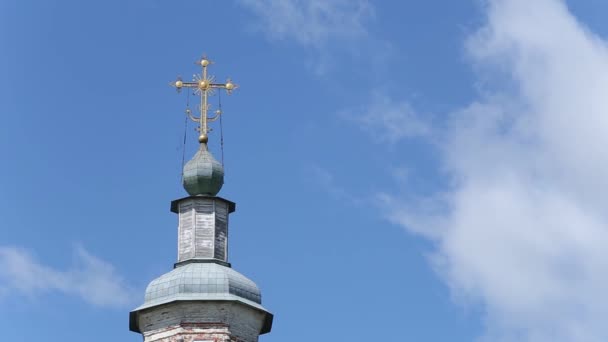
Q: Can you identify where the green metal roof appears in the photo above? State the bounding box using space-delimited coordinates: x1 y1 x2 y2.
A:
130 261 273 334
135 262 263 311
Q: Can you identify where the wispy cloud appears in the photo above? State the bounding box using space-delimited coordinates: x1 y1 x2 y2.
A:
309 164 362 206
238 0 373 48
343 93 431 144
238 0 382 74
376 0 608 340
0 245 137 308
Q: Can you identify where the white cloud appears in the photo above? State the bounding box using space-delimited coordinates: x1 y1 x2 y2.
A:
377 0 608 340
238 0 373 48
0 245 136 308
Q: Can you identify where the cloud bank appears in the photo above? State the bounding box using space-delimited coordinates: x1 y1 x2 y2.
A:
379 0 608 340
0 245 136 308
243 0 608 340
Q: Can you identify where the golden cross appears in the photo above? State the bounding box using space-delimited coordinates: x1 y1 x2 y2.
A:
171 55 237 144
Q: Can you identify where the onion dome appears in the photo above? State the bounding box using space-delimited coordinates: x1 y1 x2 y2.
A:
182 144 224 196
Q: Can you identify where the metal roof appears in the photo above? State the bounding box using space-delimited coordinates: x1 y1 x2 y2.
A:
182 147 224 196
130 261 273 334
137 262 262 310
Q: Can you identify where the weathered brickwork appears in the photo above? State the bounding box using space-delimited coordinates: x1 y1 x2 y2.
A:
144 324 234 342
139 301 266 342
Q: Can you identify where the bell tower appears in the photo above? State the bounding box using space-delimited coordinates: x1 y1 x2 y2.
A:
129 56 273 342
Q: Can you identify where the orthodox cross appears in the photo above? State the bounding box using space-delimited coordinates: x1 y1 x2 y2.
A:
171 56 237 144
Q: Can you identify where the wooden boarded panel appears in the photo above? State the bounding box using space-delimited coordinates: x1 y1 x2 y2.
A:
214 201 228 261
194 200 215 258
178 200 195 261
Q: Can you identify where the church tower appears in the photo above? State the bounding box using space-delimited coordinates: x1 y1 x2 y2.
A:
129 56 273 342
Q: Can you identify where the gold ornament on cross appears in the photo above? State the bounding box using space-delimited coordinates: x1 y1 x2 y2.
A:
171 55 238 144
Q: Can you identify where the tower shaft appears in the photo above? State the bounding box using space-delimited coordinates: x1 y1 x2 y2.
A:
174 196 233 264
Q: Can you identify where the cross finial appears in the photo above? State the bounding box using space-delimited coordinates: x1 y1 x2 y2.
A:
171 55 238 145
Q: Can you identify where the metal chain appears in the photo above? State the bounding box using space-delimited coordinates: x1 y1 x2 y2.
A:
180 90 191 183
219 90 225 168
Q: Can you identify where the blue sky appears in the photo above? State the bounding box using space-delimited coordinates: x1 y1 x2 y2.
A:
2 1 608 341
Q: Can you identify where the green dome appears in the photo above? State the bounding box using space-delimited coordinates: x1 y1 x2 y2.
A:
130 262 273 334
141 263 263 309
183 145 224 196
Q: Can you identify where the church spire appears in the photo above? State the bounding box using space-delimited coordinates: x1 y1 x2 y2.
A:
172 56 237 196
130 55 272 341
